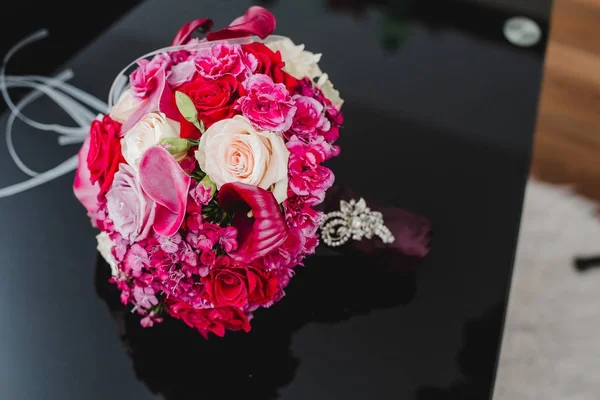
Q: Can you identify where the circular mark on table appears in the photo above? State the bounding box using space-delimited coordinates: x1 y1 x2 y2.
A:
503 16 542 47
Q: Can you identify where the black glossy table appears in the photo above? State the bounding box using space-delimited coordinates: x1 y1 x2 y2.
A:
0 0 551 399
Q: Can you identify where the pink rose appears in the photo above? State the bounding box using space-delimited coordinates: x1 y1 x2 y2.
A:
195 42 257 79
236 74 297 132
106 163 156 242
130 53 171 98
291 95 330 139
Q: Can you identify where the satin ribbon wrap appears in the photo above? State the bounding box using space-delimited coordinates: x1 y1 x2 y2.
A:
321 186 432 271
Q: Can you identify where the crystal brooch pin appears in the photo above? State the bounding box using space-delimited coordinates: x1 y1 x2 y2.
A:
320 198 395 247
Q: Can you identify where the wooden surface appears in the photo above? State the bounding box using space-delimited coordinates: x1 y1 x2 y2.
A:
531 0 600 200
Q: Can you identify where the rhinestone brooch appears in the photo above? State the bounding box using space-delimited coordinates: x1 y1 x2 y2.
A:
320 198 395 247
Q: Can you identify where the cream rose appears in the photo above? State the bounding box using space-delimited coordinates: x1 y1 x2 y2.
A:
317 73 344 110
96 232 118 277
266 37 322 79
109 89 142 123
121 111 181 170
195 115 289 204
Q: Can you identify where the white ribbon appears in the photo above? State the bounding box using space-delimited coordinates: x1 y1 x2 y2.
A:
0 30 108 198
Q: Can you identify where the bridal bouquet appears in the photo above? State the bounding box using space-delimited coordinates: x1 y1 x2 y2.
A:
73 7 345 337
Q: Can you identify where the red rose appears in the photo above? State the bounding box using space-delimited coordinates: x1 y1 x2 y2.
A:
178 74 239 130
203 266 247 307
166 297 250 338
86 115 125 198
246 264 279 306
242 42 299 92
202 258 279 308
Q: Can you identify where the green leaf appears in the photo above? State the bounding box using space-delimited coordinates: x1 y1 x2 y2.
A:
175 91 199 124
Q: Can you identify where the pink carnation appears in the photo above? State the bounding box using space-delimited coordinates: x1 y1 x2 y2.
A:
290 95 330 139
236 74 296 132
195 42 257 79
286 134 339 166
130 53 171 98
285 196 323 237
295 77 343 143
262 227 305 270
288 157 334 204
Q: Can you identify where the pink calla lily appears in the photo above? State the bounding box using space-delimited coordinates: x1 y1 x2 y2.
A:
207 6 276 41
170 7 276 46
139 146 191 237
172 18 214 46
218 182 288 263
122 68 179 133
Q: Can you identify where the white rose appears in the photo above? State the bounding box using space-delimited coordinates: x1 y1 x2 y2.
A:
96 232 118 277
317 73 344 110
109 89 142 124
267 37 322 79
120 111 180 171
195 115 289 204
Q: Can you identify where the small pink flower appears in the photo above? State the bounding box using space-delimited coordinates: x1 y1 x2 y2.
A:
217 226 238 253
158 232 182 253
190 182 214 206
236 74 296 132
130 53 171 98
124 244 150 276
195 42 257 79
198 265 210 278
178 241 198 266
140 312 164 328
291 95 330 138
133 285 159 309
110 232 129 261
187 229 217 251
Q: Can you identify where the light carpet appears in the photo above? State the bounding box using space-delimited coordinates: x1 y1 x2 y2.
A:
494 179 600 400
